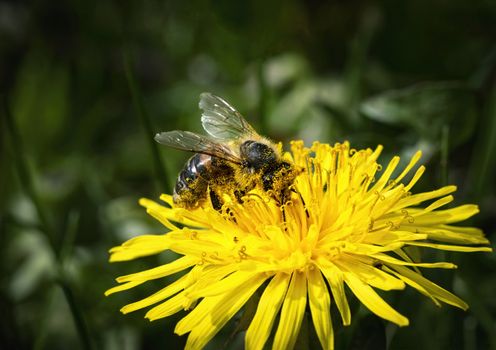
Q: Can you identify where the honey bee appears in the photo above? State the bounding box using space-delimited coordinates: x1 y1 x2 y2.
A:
155 92 300 210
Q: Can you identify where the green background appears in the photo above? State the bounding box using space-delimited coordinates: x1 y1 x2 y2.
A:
1 0 495 349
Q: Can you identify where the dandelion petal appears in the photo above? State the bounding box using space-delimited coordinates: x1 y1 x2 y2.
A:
273 272 307 350
246 273 290 350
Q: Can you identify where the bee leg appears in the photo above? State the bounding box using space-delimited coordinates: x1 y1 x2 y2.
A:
291 188 309 218
278 192 288 225
209 189 223 211
234 189 246 204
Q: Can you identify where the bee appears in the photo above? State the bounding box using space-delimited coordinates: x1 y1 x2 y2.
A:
155 92 300 211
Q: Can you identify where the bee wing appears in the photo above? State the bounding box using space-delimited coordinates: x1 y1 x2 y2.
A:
155 130 242 164
199 92 259 140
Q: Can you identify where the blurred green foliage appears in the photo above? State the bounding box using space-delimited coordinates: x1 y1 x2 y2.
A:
1 0 495 349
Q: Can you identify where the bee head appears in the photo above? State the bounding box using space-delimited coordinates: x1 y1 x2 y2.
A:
240 140 277 171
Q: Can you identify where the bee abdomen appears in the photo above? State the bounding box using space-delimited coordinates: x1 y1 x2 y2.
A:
173 154 211 207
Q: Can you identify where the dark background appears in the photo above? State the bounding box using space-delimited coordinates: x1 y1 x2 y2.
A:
1 0 495 349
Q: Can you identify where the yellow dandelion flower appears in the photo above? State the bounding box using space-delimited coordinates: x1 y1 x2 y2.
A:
106 141 491 350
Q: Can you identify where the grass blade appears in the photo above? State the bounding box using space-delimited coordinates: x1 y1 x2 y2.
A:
2 96 94 350
123 50 171 192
